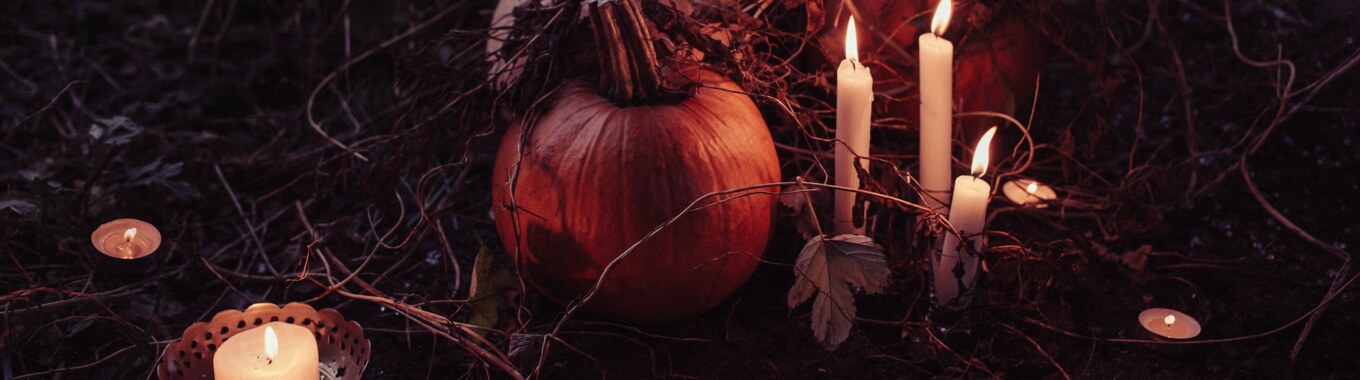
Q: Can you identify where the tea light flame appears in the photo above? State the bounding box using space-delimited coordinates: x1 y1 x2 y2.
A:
264 325 279 360
970 127 997 177
931 0 952 36
1026 182 1038 194
1140 308 1200 339
92 218 161 260
116 227 140 258
845 17 860 65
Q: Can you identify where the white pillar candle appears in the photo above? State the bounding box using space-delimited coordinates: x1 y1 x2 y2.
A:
1138 308 1202 339
918 0 954 213
933 127 995 309
835 17 874 235
213 322 319 380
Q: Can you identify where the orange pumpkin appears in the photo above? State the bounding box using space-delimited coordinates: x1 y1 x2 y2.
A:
491 0 779 324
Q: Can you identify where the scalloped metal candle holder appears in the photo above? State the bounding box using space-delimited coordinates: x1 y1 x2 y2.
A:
158 303 370 379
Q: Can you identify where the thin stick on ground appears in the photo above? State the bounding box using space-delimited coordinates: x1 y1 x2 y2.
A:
1021 267 1360 346
1290 260 1351 361
1003 324 1071 380
303 2 473 162
212 164 281 276
11 345 136 380
530 180 952 377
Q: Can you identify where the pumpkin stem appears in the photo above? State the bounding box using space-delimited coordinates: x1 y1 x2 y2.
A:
590 0 663 105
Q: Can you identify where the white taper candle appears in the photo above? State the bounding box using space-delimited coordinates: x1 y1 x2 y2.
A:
918 0 954 214
933 127 995 309
835 17 874 235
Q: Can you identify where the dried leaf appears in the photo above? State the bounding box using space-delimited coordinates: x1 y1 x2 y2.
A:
122 159 200 199
780 185 829 240
1120 245 1152 272
0 199 38 215
778 185 807 211
467 246 521 336
507 333 541 359
92 116 143 146
787 234 889 350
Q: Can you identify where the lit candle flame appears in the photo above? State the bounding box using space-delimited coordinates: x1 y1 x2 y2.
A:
1026 182 1038 195
1164 314 1175 327
931 0 952 36
264 325 279 360
116 227 140 259
970 127 997 177
846 17 860 65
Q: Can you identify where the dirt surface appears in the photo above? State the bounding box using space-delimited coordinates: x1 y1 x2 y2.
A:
2 0 1358 379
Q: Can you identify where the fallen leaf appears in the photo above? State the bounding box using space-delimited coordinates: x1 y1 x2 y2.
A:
787 234 890 350
1120 244 1152 272
507 333 541 359
92 116 143 146
778 185 808 211
779 185 830 240
466 246 521 336
0 199 38 215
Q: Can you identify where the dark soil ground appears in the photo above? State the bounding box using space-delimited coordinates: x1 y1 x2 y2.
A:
2 0 1359 379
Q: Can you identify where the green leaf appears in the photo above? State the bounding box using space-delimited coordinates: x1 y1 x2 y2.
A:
787 234 889 350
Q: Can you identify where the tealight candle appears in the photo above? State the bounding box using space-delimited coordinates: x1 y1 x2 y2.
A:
918 0 954 213
90 218 161 259
213 322 319 380
834 16 874 235
1001 179 1057 207
932 127 996 309
1138 308 1201 339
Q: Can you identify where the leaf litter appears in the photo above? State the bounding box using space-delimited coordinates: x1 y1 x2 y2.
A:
787 234 890 350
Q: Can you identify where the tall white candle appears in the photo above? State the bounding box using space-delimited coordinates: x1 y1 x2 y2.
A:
918 0 954 213
933 127 996 309
835 17 874 235
213 322 319 380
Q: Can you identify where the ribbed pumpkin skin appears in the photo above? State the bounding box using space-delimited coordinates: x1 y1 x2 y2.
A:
491 68 779 324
